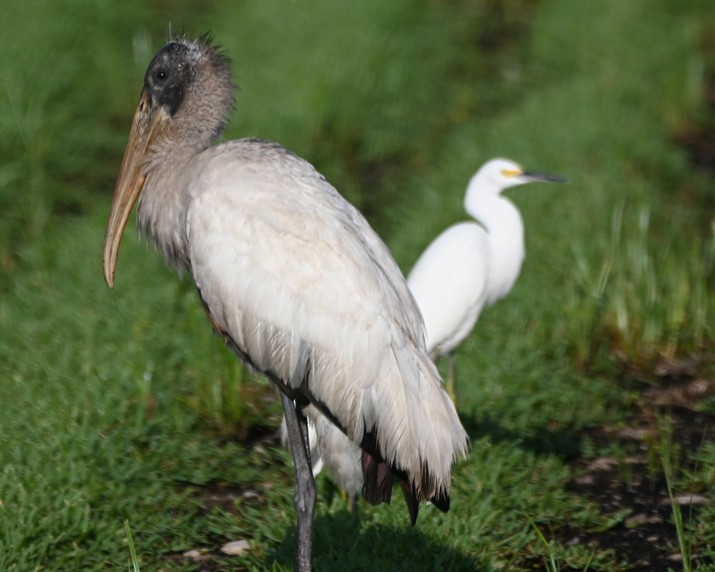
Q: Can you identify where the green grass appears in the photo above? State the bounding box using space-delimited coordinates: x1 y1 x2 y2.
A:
125 521 141 572
529 516 597 572
661 421 694 572
566 203 715 369
1 0 715 570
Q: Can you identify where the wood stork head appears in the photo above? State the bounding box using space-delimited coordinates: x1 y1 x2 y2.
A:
102 36 235 287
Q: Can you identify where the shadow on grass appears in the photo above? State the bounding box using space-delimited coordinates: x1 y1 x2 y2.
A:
460 411 583 459
265 509 482 572
255 411 580 570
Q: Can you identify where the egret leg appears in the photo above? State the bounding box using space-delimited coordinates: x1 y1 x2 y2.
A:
279 391 316 572
338 488 359 513
446 352 458 405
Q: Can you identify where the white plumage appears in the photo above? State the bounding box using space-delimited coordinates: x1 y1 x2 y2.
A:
407 222 490 357
408 157 568 397
302 158 567 497
185 140 465 488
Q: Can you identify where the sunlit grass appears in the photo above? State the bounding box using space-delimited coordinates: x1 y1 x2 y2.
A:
567 203 714 371
529 517 597 572
124 521 142 572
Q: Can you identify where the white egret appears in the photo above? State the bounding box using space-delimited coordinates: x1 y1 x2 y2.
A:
101 36 468 572
407 157 568 400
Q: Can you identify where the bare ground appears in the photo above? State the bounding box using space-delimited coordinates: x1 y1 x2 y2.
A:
560 360 714 571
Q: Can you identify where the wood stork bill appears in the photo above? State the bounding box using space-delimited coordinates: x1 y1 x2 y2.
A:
101 36 468 572
407 158 568 402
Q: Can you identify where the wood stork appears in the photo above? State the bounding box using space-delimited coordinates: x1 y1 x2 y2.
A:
101 36 468 571
278 159 567 509
407 158 568 401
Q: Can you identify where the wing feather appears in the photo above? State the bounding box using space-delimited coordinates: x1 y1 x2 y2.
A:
186 139 468 499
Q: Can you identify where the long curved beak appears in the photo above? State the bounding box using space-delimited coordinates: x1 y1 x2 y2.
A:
522 171 570 184
102 89 170 288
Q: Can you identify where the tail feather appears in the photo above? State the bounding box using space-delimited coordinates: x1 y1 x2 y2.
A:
372 343 469 501
297 322 469 523
359 430 451 524
361 450 393 505
398 478 420 526
427 479 450 513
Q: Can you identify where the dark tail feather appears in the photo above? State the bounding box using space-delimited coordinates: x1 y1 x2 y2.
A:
359 430 451 524
430 489 450 513
398 478 420 526
361 453 421 525
361 451 392 505
421 463 451 513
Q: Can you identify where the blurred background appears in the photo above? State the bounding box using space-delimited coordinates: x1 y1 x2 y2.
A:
1 1 713 570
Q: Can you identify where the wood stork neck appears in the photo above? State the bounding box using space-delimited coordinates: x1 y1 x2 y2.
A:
136 39 236 271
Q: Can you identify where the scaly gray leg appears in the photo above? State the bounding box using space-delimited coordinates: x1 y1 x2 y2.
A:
280 391 316 572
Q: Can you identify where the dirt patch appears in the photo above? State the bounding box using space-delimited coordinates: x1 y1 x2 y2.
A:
560 362 714 571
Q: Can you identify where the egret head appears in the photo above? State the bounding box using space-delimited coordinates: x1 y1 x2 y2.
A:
463 157 568 220
472 158 568 193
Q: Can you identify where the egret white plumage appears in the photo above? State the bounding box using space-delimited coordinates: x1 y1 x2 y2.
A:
407 157 568 400
101 36 468 572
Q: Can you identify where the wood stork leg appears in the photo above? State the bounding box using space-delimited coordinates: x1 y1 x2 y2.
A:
279 391 316 572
